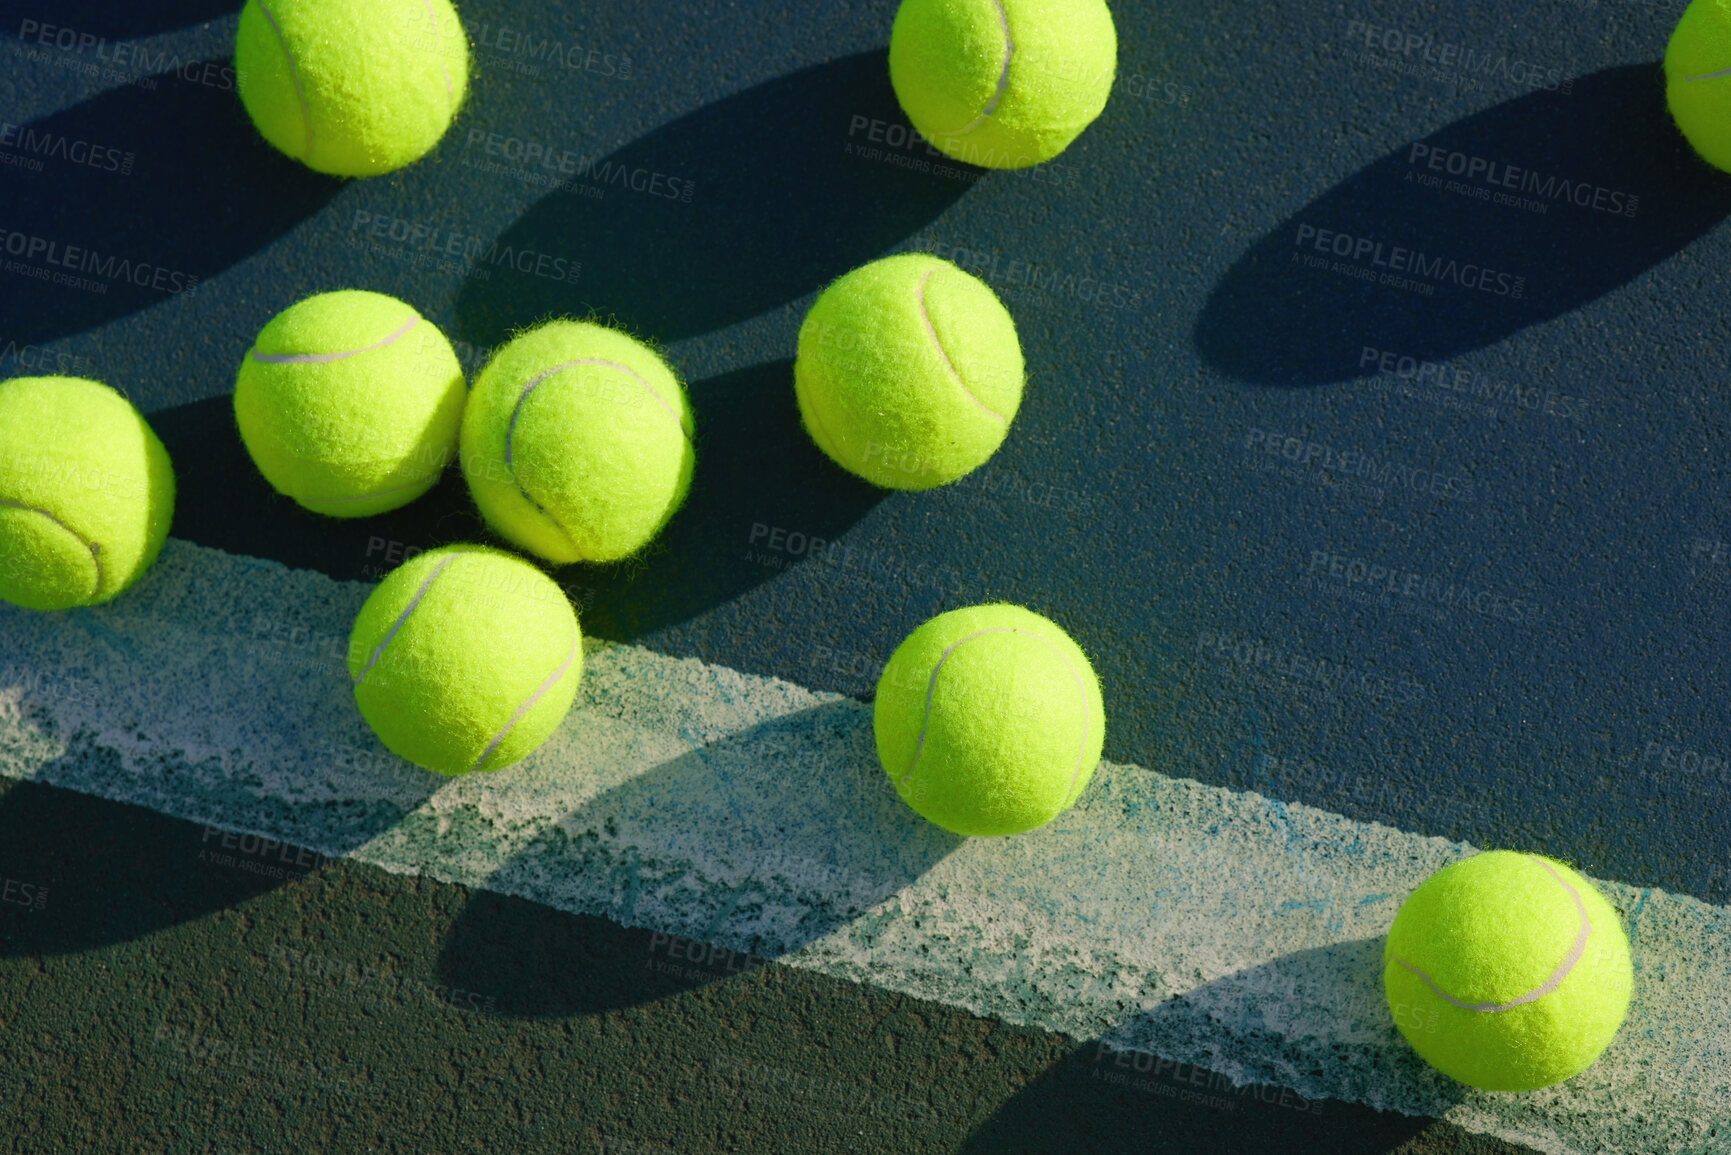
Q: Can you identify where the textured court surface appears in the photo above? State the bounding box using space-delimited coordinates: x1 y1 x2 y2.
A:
1 0 1729 1152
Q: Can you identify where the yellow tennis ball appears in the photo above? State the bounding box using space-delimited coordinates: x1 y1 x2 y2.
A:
235 0 470 177
460 320 696 565
0 377 175 611
234 290 467 519
873 603 1105 836
1384 851 1634 1091
794 253 1023 490
347 545 582 775
1665 0 1731 172
888 0 1118 169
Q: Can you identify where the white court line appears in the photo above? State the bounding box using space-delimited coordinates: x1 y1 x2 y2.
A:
0 539 1725 1155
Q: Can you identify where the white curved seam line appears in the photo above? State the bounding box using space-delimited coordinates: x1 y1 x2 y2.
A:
250 317 421 365
252 0 313 161
1390 855 1593 1013
1686 66 1731 82
351 552 460 687
896 627 1091 803
506 358 691 451
917 270 1007 425
0 499 102 597
468 633 578 773
422 0 456 105
302 475 444 507
501 356 690 551
946 0 1013 137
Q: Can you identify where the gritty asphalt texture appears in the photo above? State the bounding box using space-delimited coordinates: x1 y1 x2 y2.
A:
0 0 1718 1148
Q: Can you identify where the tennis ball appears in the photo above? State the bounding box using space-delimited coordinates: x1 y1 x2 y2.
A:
347 544 582 775
0 377 175 612
795 254 1023 490
1666 0 1731 172
235 0 469 177
874 603 1104 836
888 0 1117 170
1383 850 1633 1092
460 320 696 565
234 290 466 519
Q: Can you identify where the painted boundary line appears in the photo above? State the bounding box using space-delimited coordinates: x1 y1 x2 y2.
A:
0 540 1725 1154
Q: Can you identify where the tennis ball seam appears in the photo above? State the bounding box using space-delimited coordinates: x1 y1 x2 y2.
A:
248 315 422 365
0 498 102 596
249 0 313 162
503 356 694 553
1682 61 1731 82
1390 854 1592 1012
246 313 454 509
916 268 1008 425
351 550 580 773
897 625 1093 803
948 0 1014 138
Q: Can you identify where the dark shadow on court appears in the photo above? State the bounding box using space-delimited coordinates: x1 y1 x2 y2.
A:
0 777 295 958
564 359 885 641
961 938 1479 1154
453 49 981 347
148 359 884 642
1194 64 1731 387
149 393 491 585
435 699 962 1017
0 61 339 345
0 1 237 39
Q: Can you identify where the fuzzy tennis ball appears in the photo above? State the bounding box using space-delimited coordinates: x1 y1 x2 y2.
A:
235 0 470 177
460 320 696 565
795 253 1023 490
234 290 466 519
0 377 175 612
347 544 581 775
1666 0 1731 172
888 0 1117 170
874 603 1104 836
1383 850 1633 1092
